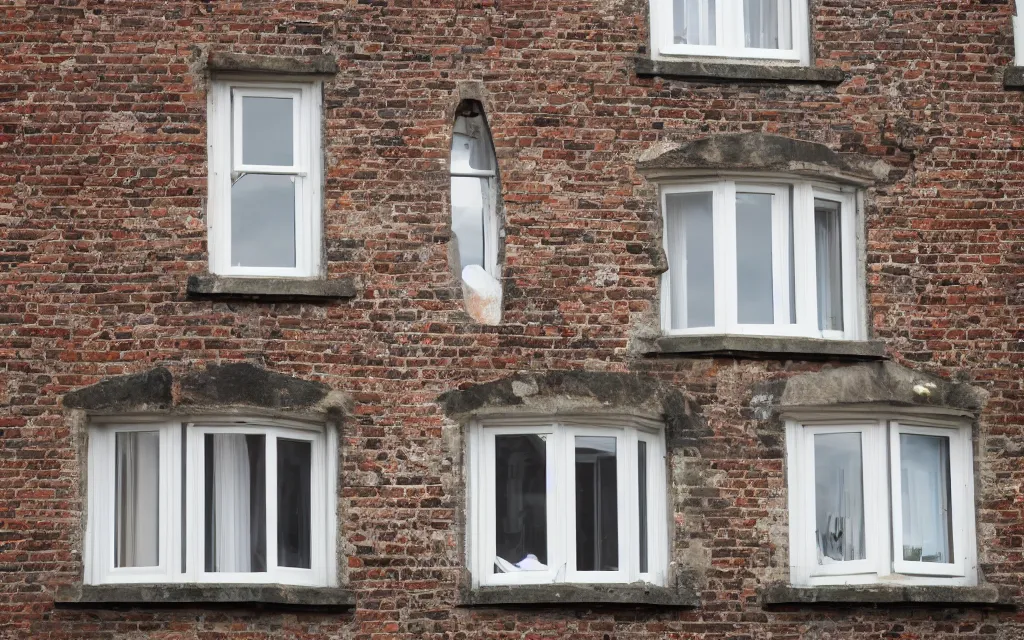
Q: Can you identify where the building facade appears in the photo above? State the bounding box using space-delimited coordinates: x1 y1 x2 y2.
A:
1 0 1023 638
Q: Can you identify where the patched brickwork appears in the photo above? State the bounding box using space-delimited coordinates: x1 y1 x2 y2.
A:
1 0 1022 638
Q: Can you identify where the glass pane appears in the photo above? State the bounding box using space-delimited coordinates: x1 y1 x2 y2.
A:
815 199 844 331
451 176 487 271
638 441 649 574
900 434 954 564
494 435 548 572
575 436 618 572
241 96 294 166
736 192 775 325
115 431 160 568
665 192 715 329
743 0 791 49
452 112 494 173
205 434 267 573
278 439 312 570
673 0 716 45
814 433 866 563
230 173 296 269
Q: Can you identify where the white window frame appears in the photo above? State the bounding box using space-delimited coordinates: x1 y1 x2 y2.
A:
649 0 810 64
468 415 667 588
207 78 322 278
1016 0 1024 65
86 417 337 587
786 411 976 587
660 177 861 340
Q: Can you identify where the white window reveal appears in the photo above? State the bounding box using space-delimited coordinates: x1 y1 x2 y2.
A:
468 416 667 587
649 0 810 63
786 414 976 587
451 100 502 325
208 79 322 277
86 418 337 587
1016 0 1024 65
661 178 861 340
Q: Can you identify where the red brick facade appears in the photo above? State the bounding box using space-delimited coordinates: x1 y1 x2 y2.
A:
1 0 1022 638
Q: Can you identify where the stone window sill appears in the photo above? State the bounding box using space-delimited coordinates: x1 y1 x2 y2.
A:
759 583 1009 608
649 334 887 360
635 58 845 84
186 275 357 301
458 583 699 608
54 584 355 612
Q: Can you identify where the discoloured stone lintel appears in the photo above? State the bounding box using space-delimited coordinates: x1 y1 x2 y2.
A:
759 583 1009 607
178 362 339 412
651 335 888 361
1004 66 1024 89
459 583 699 608
187 275 357 300
207 51 338 75
63 367 173 411
54 584 355 611
636 57 845 84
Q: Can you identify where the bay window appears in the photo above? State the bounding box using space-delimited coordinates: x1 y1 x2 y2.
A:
86 418 336 587
468 416 666 587
786 414 976 587
660 178 861 340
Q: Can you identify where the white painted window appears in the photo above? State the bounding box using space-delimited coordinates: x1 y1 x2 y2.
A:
660 178 861 340
208 79 322 277
786 413 976 587
649 0 809 63
468 416 667 587
86 418 337 587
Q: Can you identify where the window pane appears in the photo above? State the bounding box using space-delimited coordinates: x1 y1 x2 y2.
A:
230 173 296 269
241 96 294 166
736 192 775 325
205 434 267 573
277 439 312 570
743 0 791 49
815 199 844 332
814 432 865 563
115 431 160 568
452 113 494 173
494 435 548 572
451 176 487 271
638 441 649 574
575 436 618 572
900 434 954 564
666 192 715 329
673 0 716 45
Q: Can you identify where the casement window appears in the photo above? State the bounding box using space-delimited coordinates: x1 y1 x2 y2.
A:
660 178 861 340
786 414 976 587
649 0 810 63
207 79 322 277
468 416 667 587
86 418 336 586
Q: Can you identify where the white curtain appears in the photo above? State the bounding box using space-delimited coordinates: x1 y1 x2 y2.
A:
116 431 159 568
814 433 865 564
744 0 791 49
815 203 844 332
211 434 253 572
901 435 952 563
674 0 716 46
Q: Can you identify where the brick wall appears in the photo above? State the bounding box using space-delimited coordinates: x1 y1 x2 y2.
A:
1 0 1022 637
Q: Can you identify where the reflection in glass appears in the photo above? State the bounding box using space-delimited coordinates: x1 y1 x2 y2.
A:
494 435 548 572
230 173 296 268
673 0 716 45
451 176 487 270
743 0 791 49
666 192 715 330
815 199 844 331
241 96 294 166
115 431 160 568
900 434 953 564
575 436 618 572
638 441 649 574
735 192 775 325
814 432 865 563
278 439 312 569
205 434 267 573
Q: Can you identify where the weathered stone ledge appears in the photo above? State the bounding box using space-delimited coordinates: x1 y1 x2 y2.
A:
54 584 356 612
1004 66 1024 89
759 583 1010 607
459 583 699 608
187 275 357 301
636 58 845 84
650 335 888 360
207 51 338 75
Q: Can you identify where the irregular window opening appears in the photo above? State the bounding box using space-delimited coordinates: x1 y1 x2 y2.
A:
451 100 502 325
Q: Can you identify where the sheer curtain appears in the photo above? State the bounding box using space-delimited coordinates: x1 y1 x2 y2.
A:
815 200 844 332
206 434 266 573
814 433 865 563
900 434 953 563
743 0 791 49
674 0 716 46
115 431 160 567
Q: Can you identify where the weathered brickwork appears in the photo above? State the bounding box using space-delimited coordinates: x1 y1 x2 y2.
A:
1 0 1022 638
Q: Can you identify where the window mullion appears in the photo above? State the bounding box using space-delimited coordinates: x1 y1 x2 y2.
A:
792 183 819 336
266 433 279 576
623 429 638 582
557 425 572 582
718 181 738 332
185 424 202 582
771 187 791 327
723 0 743 53
840 192 859 339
